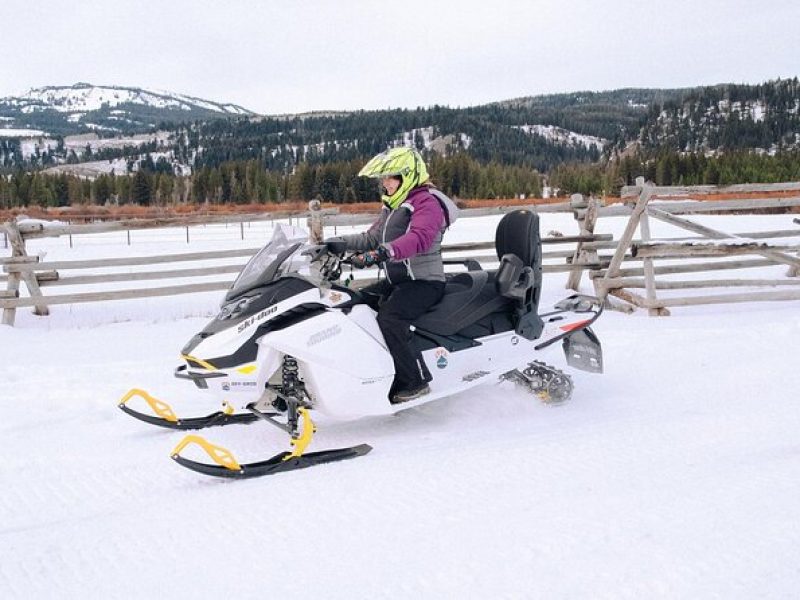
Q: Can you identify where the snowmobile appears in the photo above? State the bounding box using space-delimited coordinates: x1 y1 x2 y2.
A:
119 210 603 479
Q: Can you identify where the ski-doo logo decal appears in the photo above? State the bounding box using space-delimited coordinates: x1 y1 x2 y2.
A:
435 347 448 369
236 306 278 333
222 381 257 392
307 324 342 346
511 336 519 345
462 370 490 382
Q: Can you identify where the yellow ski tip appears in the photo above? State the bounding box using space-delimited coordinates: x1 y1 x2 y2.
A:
171 434 242 471
119 388 178 423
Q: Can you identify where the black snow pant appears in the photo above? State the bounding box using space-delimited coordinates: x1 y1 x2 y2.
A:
360 279 445 395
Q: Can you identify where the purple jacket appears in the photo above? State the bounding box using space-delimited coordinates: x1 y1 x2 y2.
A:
342 186 452 283
386 187 445 260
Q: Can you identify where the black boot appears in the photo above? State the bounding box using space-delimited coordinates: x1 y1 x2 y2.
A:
391 383 431 404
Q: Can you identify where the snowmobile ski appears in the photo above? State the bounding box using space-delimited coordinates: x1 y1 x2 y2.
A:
118 388 259 430
170 405 370 479
171 437 372 479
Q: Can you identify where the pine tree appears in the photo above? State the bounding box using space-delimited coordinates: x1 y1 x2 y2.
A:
131 170 152 205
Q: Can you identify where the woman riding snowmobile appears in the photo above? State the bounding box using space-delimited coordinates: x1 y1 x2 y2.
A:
326 147 458 403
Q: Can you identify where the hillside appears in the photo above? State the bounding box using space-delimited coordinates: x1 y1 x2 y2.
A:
1 79 799 207
0 84 684 174
3 79 798 177
638 79 800 154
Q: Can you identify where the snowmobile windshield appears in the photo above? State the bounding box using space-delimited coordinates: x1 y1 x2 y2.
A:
226 224 309 302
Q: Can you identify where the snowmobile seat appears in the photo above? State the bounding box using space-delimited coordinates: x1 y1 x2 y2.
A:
413 210 543 340
413 270 509 336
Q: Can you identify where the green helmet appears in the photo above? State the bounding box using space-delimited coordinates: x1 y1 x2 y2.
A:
358 147 430 209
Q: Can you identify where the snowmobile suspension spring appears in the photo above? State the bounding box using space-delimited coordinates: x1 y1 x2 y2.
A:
282 355 300 393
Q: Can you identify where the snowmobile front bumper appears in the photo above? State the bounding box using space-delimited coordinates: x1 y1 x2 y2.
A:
174 364 227 389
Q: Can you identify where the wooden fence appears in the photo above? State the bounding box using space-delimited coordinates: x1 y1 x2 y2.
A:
0 201 611 326
3 181 800 325
587 178 800 315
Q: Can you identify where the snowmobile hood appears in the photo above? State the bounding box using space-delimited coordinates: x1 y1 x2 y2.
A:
182 277 318 355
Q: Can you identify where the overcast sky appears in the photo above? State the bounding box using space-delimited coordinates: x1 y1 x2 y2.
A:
2 0 798 115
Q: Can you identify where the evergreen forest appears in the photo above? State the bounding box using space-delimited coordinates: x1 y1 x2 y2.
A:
1 78 799 209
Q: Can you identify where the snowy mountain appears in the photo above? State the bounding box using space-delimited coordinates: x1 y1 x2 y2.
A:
0 83 256 136
6 83 253 116
3 78 798 178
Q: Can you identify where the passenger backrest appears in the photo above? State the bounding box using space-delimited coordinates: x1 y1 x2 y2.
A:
495 209 541 268
494 210 543 340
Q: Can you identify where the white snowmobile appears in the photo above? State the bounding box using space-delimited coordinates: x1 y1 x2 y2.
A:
120 210 603 479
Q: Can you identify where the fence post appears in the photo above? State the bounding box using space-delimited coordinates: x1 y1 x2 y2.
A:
567 194 598 291
1 222 18 326
1 269 21 326
4 218 49 319
639 211 670 316
788 250 800 278
596 177 653 310
307 199 324 244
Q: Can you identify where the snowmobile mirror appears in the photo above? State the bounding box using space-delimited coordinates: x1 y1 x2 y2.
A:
322 238 348 257
563 328 603 373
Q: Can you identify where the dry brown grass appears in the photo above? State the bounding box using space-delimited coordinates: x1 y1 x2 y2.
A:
2 191 798 222
1 198 550 221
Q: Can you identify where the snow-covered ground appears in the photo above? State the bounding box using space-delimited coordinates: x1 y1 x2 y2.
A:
2 213 799 599
21 131 172 161
0 128 47 138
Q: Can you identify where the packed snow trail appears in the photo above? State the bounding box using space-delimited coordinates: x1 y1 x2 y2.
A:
2 214 800 597
2 304 800 598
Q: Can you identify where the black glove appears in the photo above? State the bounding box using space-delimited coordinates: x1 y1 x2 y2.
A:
350 245 390 269
324 237 348 257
